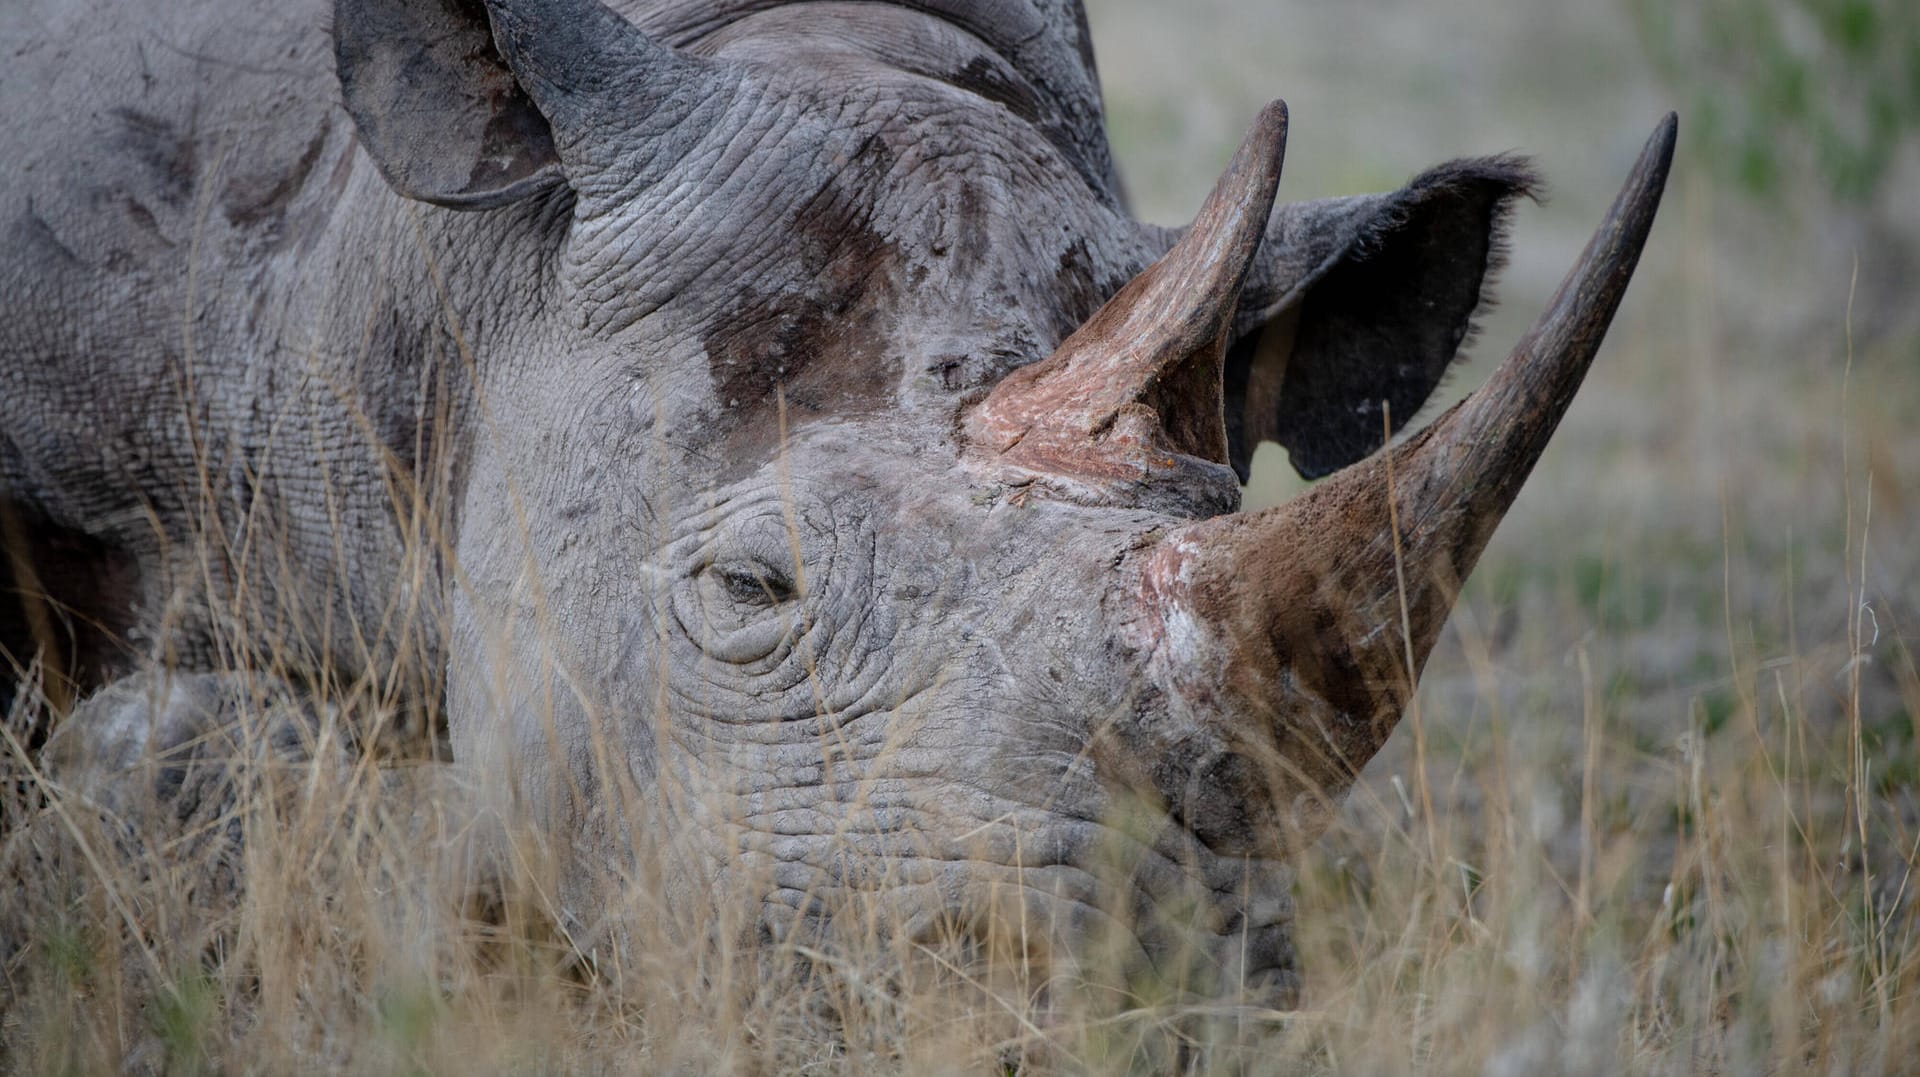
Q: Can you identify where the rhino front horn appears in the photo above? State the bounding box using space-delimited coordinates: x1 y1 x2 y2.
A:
1143 114 1677 845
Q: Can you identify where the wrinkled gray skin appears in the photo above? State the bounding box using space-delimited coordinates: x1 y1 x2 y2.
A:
0 0 1627 1003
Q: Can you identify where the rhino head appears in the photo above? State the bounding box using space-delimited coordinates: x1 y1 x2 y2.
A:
334 0 1672 1003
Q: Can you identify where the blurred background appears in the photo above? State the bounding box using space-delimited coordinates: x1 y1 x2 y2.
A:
1092 0 1918 348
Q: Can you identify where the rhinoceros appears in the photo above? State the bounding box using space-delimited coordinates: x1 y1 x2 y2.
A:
0 0 1671 1004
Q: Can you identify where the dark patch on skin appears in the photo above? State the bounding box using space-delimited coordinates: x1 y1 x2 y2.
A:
699 134 904 466
921 178 992 270
112 107 197 208
709 285 893 421
1093 653 1270 860
925 337 1029 395
951 182 987 265
13 205 84 267
364 310 444 484
945 55 1044 126
1049 237 1108 343
222 121 329 232
121 198 165 243
277 136 362 257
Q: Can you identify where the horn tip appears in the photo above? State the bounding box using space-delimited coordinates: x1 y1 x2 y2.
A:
1254 100 1290 158
1642 112 1679 183
1240 99 1289 186
1257 99 1290 132
1607 114 1678 245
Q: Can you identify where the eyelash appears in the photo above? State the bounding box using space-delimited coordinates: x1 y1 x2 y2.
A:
714 563 794 605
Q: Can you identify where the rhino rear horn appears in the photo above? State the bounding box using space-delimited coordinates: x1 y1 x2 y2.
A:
965 102 1288 498
335 0 736 209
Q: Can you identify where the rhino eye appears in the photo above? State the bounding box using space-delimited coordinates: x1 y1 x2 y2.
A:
709 560 795 607
674 552 803 666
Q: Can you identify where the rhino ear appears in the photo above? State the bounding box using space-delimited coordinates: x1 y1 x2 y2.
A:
334 0 563 209
1224 158 1540 479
